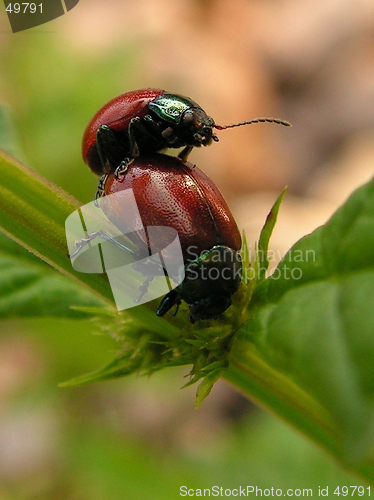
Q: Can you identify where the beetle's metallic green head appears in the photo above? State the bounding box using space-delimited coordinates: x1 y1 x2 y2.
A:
149 93 218 148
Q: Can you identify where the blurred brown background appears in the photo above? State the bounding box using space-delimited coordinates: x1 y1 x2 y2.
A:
57 0 374 250
0 0 373 498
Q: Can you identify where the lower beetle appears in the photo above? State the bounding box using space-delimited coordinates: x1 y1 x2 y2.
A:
73 153 242 322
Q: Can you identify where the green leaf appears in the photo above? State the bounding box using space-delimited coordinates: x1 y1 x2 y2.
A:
227 177 374 472
257 274 374 459
195 369 222 409
257 187 287 281
255 177 374 304
0 147 115 305
0 233 106 319
59 352 141 387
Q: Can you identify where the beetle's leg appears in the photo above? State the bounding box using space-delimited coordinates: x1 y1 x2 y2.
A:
134 275 155 303
94 173 108 205
96 125 127 173
127 117 145 158
156 289 181 317
70 230 137 259
143 114 163 134
178 146 193 161
114 158 133 179
127 115 165 158
172 301 180 317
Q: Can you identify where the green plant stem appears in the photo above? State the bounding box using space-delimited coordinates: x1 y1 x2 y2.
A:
224 336 374 485
0 148 116 304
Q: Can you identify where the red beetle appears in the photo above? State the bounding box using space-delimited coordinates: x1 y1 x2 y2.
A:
79 153 242 322
82 88 290 184
82 89 218 177
103 154 241 260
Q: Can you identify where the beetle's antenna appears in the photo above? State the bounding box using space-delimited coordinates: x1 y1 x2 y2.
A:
214 118 291 130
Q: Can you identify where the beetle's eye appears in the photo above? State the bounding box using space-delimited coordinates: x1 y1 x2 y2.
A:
182 110 195 130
